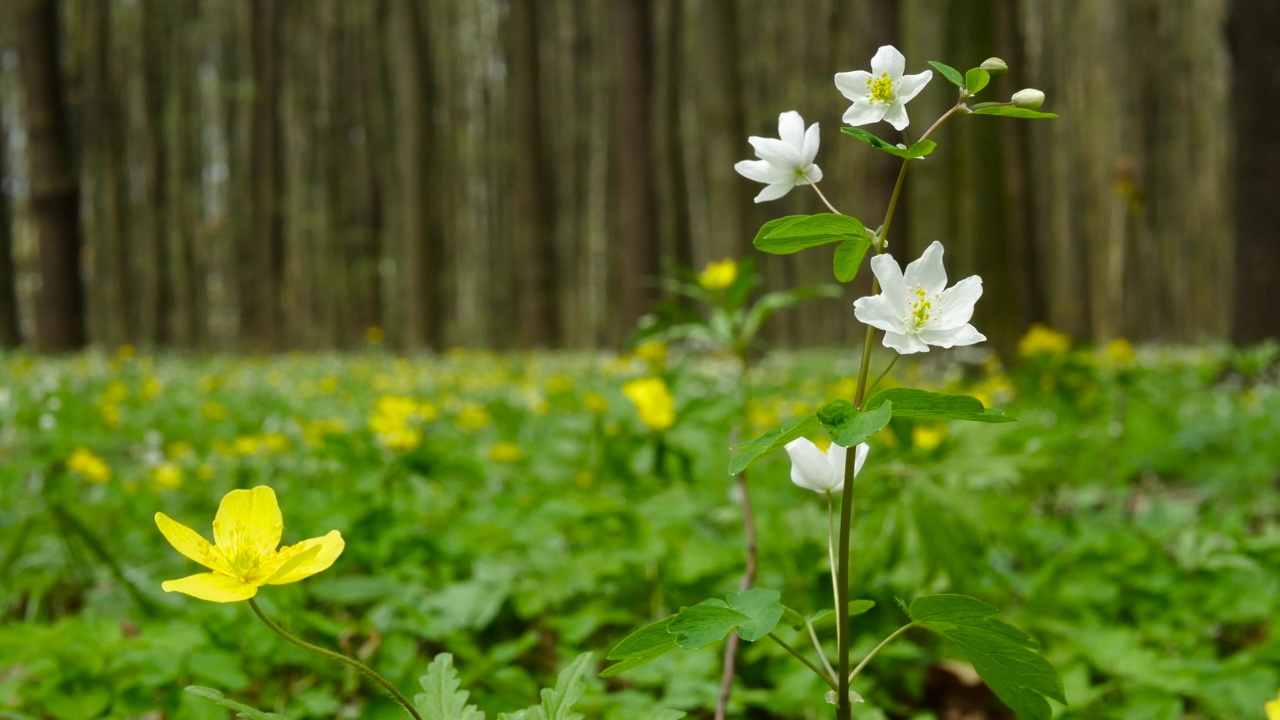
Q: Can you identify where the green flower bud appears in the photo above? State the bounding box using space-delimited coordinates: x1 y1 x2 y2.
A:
980 57 1008 79
1011 88 1046 110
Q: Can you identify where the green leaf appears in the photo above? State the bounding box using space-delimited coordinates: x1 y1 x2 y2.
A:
928 61 965 88
601 617 679 677
909 595 1066 720
833 237 870 283
652 713 687 720
728 412 821 475
184 687 290 720
816 400 894 447
864 388 1015 423
784 600 877 629
840 128 938 159
668 600 750 649
964 68 990 96
416 654 485 720
971 106 1058 119
538 653 593 720
753 214 867 255
725 589 784 642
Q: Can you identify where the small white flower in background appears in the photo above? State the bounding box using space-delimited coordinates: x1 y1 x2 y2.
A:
784 438 870 494
853 241 985 355
834 45 933 131
733 111 822 204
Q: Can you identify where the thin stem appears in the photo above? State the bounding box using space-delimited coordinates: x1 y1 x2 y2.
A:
878 102 965 247
866 354 900 398
767 633 838 690
805 174 841 215
826 493 838 612
716 423 758 720
848 622 917 683
805 619 838 683
248 598 423 720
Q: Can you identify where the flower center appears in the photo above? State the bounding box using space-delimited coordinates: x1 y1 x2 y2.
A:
905 285 935 332
866 73 895 104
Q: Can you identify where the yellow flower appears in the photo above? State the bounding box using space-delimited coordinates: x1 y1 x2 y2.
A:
151 463 184 490
197 463 216 481
365 326 385 344
912 424 947 450
201 401 230 420
1017 323 1071 358
582 391 609 415
634 341 669 369
454 403 492 431
698 258 739 291
154 486 344 603
489 442 524 463
68 447 111 483
1266 690 1280 720
1104 337 1135 365
623 377 676 432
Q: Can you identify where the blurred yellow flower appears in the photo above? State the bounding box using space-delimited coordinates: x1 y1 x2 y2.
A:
1266 690 1280 720
197 463 216 481
201 401 231 421
1017 323 1071 358
68 447 111 483
912 424 947 450
747 399 780 432
634 341 669 368
261 433 290 453
166 441 195 460
698 258 739 291
151 463 184 490
454 403 492 431
623 377 676 432
489 442 524 463
365 326 385 344
582 391 609 415
575 470 596 488
1104 337 1135 365
140 377 163 403
155 486 344 603
319 376 339 394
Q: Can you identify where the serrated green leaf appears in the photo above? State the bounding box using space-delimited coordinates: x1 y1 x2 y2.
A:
416 654 485 720
538 653 593 720
668 600 749 649
728 413 820 475
753 214 868 255
184 687 290 720
833 237 870 283
909 595 1065 720
840 127 938 159
864 388 1015 423
816 400 894 447
964 68 990 96
928 61 965 88
601 616 679 677
725 589 784 642
971 106 1058 119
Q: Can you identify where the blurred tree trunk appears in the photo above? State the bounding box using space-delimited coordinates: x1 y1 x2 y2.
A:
693 0 749 262
508 0 560 347
653 0 692 275
1229 0 1280 344
164 0 201 348
613 0 659 343
353 2 386 339
17 0 86 353
0 128 20 348
242 0 285 350
138 0 171 346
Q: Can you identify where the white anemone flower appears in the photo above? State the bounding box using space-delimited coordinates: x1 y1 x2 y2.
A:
734 111 822 204
834 45 933 131
853 241 986 355
784 438 870 494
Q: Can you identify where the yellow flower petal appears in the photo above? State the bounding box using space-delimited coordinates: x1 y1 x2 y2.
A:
214 486 283 556
154 513 220 572
262 544 322 584
161 572 258 603
265 531 345 585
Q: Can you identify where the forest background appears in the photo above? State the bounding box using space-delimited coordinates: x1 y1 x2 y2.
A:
2 0 1278 356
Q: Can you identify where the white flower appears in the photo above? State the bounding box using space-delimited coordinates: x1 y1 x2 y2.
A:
834 45 933 131
853 241 985 354
734 111 822 204
1011 88 1046 109
784 438 870 494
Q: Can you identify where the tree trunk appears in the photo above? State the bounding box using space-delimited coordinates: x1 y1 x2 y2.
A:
242 0 285 350
0 125 21 348
1229 0 1280 344
17 0 86 353
692 0 749 263
508 0 560 348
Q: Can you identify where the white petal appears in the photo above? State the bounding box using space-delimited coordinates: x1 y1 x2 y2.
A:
834 70 873 101
754 180 794 203
785 438 837 492
869 253 907 306
803 163 823 184
825 443 848 489
852 443 870 477
932 275 983 329
842 98 884 127
748 137 804 170
853 294 907 334
918 324 986 348
735 159 788 184
903 241 947 296
777 111 805 151
882 330 930 354
801 123 821 165
882 101 910 131
869 45 905 80
897 70 932 103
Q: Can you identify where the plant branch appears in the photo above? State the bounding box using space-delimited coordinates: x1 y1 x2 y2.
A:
849 622 917 683
767 632 838 690
866 354 900 397
716 423 759 720
806 619 838 683
805 174 841 215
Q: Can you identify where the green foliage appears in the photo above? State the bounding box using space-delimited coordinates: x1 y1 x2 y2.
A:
781 600 875 631
728 412 820 475
752 213 868 255
498 653 593 720
816 399 893 447
839 128 938 159
832 238 869 283
865 387 1015 422
963 68 990 96
971 105 1059 119
185 687 290 720
417 654 484 720
605 590 782 673
928 60 965 88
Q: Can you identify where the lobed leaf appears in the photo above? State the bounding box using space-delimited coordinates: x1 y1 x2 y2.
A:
416 654 485 720
753 214 868 255
668 600 749 649
816 400 894 447
864 388 1015 423
601 617 679 677
840 127 938 159
725 588 784 642
728 413 821 475
184 687 290 720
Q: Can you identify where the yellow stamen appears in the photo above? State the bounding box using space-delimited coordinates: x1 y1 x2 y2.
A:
866 72 895 104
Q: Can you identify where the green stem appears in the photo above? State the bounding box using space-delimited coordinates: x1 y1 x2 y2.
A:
248 598 423 720
848 622 917 683
805 619 838 683
866 354 900 398
805 173 841 215
767 632 838 690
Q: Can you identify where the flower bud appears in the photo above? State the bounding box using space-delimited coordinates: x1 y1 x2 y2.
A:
1011 88 1046 110
980 57 1008 79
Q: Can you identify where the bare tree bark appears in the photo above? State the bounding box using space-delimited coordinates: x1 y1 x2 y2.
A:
0 124 21 348
17 0 86 353
242 0 285 350
693 0 749 262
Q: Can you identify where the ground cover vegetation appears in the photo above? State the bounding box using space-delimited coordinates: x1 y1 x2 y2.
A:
1 335 1277 719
